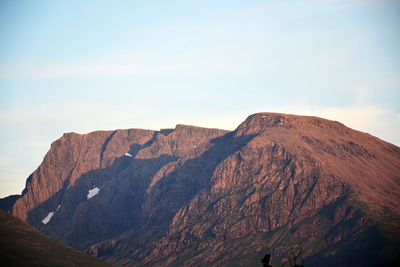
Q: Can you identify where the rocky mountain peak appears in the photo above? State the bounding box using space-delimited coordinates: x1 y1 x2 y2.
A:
235 112 348 136
9 113 400 266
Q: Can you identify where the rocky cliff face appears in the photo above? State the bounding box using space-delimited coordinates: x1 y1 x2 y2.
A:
12 125 227 250
11 113 400 266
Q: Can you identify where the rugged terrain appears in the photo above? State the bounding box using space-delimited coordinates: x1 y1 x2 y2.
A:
10 113 400 266
0 210 111 267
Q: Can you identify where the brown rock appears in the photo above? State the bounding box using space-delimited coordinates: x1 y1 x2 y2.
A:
10 113 400 267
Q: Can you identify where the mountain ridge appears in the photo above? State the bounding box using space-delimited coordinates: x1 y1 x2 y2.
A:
9 112 400 266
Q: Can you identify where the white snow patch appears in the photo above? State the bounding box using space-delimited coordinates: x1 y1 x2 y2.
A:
41 204 62 224
87 187 100 199
125 152 133 157
42 212 54 224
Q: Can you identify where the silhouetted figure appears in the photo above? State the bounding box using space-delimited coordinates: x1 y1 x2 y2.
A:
261 254 272 267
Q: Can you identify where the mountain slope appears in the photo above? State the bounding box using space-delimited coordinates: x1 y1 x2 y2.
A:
0 195 20 212
12 125 228 250
10 113 400 266
0 210 111 267
137 113 400 266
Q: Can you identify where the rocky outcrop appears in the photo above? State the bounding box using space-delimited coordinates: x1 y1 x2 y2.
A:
11 113 400 266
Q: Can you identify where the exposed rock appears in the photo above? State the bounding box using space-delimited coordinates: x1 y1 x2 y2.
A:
12 125 227 250
11 113 400 266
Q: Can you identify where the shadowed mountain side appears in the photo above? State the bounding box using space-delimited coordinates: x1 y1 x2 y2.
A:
87 133 257 264
12 129 157 222
0 211 112 267
29 154 177 250
143 133 257 226
124 113 399 266
0 195 20 212
14 125 227 252
9 113 400 267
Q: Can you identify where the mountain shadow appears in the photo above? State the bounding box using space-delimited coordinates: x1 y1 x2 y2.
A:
0 210 111 267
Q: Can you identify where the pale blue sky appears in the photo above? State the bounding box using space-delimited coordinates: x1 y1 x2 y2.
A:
1 0 399 197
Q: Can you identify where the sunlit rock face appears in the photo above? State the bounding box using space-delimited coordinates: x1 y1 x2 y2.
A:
12 113 400 266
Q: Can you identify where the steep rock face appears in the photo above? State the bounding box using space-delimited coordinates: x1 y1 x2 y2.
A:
12 129 156 222
12 125 227 250
11 113 400 267
138 113 400 266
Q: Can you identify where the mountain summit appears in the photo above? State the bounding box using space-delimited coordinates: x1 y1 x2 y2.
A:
11 113 400 266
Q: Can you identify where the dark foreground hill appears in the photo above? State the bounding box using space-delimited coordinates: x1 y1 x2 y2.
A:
9 113 400 266
0 210 111 267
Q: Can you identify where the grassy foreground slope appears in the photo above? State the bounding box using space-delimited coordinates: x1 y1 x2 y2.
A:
0 210 111 267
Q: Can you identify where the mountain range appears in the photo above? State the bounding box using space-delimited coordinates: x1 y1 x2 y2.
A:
3 112 400 266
